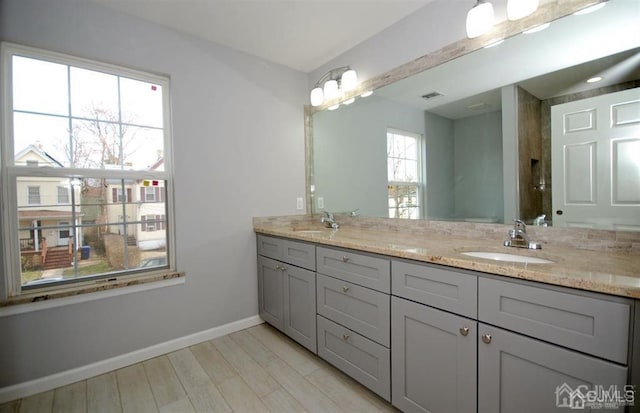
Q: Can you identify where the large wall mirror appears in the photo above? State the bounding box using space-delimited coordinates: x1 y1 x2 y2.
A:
308 0 640 230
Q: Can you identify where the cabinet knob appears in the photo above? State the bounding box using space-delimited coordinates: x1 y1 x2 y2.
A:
342 286 350 293
280 266 287 272
342 256 350 263
482 334 492 344
460 327 469 336
275 265 281 271
342 333 350 341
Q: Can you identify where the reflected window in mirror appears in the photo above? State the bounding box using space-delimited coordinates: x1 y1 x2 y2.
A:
387 129 422 219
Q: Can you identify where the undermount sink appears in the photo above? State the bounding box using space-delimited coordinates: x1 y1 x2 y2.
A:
461 251 554 264
291 227 331 234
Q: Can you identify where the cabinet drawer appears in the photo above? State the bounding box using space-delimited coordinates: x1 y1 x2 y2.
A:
317 315 391 401
478 277 631 364
257 234 316 270
392 260 477 318
317 274 390 347
317 246 390 293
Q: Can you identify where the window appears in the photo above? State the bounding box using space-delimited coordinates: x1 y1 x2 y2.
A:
387 129 423 219
144 186 156 202
141 214 166 232
27 186 40 204
1 43 174 296
57 186 70 204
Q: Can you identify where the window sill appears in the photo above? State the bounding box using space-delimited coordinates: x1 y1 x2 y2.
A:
0 271 185 317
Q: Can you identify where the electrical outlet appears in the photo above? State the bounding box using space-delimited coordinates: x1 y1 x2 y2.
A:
296 197 303 210
318 197 324 209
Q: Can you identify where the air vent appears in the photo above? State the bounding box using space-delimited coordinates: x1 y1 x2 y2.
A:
421 91 444 100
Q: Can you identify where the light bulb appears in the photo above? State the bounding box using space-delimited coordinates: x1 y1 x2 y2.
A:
328 104 340 111
323 79 339 100
342 98 355 105
341 69 357 92
507 0 539 21
360 90 373 98
466 1 494 38
574 2 606 15
310 87 324 106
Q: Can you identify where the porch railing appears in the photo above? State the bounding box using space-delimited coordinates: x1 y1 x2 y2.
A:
19 238 34 250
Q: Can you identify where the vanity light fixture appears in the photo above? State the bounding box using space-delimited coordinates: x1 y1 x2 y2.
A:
573 1 607 15
484 39 504 48
466 0 494 38
310 66 358 107
523 22 550 34
587 76 603 83
507 0 539 21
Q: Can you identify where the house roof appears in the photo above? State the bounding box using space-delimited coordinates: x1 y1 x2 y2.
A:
15 144 64 167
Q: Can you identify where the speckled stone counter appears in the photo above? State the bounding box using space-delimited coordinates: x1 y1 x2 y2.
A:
254 214 640 299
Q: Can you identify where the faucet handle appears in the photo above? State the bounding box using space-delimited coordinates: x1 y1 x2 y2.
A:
323 211 334 220
513 219 527 232
349 209 360 217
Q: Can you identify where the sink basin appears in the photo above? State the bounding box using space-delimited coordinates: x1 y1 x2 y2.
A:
291 227 331 234
461 251 554 264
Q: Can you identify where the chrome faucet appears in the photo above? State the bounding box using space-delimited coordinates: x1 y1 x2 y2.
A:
504 219 541 249
321 211 340 229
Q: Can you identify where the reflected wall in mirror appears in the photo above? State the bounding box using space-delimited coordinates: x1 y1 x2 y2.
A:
309 0 640 230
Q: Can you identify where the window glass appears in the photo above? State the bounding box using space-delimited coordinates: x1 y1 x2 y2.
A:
387 129 422 219
4 44 173 294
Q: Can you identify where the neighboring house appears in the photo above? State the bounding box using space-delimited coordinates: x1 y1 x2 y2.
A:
16 145 83 258
104 158 167 251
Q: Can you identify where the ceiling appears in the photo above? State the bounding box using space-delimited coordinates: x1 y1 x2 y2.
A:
94 0 434 73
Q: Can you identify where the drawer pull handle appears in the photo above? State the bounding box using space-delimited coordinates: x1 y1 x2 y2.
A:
482 334 492 344
342 333 350 341
342 256 350 263
460 327 469 336
342 286 350 293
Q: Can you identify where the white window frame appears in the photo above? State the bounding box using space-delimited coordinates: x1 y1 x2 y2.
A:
144 186 156 202
387 128 424 219
0 42 176 299
27 185 41 205
57 185 70 204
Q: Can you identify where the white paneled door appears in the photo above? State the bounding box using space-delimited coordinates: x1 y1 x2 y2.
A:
551 88 640 230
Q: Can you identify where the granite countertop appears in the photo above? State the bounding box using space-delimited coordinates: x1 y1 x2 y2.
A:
254 215 640 299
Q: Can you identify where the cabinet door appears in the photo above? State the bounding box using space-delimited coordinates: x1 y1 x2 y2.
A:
284 265 317 353
478 323 628 413
391 297 477 413
257 256 284 330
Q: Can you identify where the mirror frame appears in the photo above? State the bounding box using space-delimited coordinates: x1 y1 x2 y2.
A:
304 0 607 214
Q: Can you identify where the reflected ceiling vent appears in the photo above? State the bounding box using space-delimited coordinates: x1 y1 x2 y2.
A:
421 91 444 100
467 102 492 110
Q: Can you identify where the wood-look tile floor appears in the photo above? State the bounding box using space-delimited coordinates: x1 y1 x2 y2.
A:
0 323 399 413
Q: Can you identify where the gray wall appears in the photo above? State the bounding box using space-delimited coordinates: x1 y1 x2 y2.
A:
424 112 454 220
0 0 307 387
313 95 426 217
453 111 504 221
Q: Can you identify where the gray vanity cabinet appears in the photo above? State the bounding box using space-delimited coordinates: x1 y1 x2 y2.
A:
391 296 477 413
478 323 628 413
315 246 392 401
257 235 317 353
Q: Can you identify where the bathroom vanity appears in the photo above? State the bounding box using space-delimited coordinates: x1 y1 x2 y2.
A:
254 214 640 413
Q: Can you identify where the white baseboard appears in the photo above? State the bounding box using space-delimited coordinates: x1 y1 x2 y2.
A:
0 315 263 404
